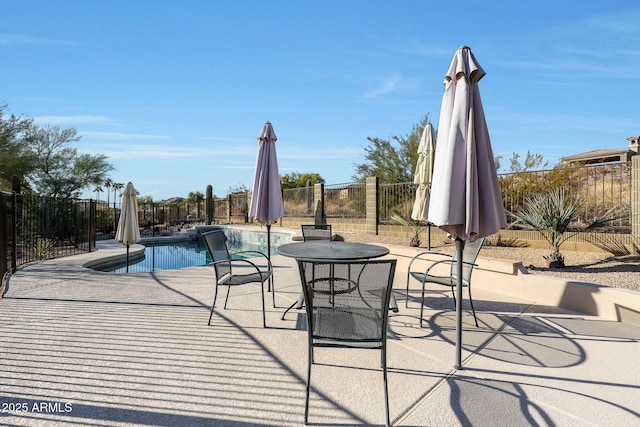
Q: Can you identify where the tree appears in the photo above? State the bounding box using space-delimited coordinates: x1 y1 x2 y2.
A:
103 178 113 207
186 191 204 204
228 183 249 194
509 151 549 173
0 105 36 192
25 124 113 198
93 185 103 202
509 188 615 267
353 115 431 183
280 172 325 189
112 182 125 203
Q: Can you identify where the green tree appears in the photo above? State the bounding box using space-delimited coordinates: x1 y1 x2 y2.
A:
280 172 325 189
0 105 36 191
510 188 615 267
112 182 125 203
93 185 103 202
103 178 113 207
26 124 113 198
186 191 205 204
509 151 549 173
353 115 431 183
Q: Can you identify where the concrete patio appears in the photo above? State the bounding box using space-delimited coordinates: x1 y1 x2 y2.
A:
1 240 639 426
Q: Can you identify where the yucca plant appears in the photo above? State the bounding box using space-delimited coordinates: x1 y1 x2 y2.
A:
510 188 615 267
391 201 429 247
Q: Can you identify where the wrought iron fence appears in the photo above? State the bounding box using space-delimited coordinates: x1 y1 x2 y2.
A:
499 162 631 228
1 192 94 280
378 182 417 224
283 186 314 217
324 182 366 218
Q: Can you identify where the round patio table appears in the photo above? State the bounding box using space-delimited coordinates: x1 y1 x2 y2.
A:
277 241 396 319
277 241 389 261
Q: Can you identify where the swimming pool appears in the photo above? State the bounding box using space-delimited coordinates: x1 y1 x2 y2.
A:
95 238 279 273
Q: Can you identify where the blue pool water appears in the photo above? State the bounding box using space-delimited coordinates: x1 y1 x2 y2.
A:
98 239 278 273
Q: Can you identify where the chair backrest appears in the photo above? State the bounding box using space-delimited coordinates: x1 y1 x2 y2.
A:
450 237 485 284
201 230 232 284
297 259 397 343
301 224 332 241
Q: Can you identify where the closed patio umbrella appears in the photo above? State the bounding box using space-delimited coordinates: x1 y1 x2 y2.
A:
249 121 284 291
427 46 507 369
411 122 436 248
115 182 141 272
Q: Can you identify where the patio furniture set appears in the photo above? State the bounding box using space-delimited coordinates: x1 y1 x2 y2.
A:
201 225 484 426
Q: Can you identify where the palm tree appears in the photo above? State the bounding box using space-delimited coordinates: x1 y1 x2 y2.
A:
113 182 125 203
103 178 113 207
93 185 103 203
510 188 615 267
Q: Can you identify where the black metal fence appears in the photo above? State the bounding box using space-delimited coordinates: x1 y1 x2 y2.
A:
1 192 94 281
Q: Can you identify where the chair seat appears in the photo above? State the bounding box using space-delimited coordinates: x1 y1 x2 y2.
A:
313 307 383 341
223 270 272 286
409 271 468 288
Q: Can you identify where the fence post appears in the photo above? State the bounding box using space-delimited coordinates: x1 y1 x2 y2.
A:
313 183 325 224
226 194 232 223
633 156 640 238
89 199 96 252
366 176 378 235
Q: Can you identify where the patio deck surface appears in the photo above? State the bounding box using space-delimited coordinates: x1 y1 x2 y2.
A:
1 240 639 426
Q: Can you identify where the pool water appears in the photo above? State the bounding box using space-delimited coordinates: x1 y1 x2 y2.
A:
99 239 278 273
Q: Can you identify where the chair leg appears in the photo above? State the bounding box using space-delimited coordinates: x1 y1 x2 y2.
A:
405 273 410 308
305 343 312 424
382 346 390 427
208 284 219 326
419 281 427 327
224 285 231 309
281 299 298 320
271 275 276 308
467 286 479 327
261 280 267 328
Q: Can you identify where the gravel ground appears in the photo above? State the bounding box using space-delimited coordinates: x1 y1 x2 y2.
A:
340 232 640 292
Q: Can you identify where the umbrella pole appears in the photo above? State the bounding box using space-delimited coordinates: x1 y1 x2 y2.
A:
266 224 272 292
427 223 432 250
455 237 464 370
126 244 130 273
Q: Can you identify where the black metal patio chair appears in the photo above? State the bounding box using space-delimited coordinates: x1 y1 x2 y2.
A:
301 224 333 241
201 230 273 328
297 258 397 426
405 237 484 327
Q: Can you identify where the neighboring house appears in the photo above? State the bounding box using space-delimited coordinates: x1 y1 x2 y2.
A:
562 136 639 166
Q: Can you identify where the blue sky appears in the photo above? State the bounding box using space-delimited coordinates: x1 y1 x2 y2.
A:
2 1 639 201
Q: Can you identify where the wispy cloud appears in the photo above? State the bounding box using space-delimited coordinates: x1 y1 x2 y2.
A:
500 9 640 79
81 142 257 160
35 115 112 125
0 33 79 46
81 131 169 140
363 74 420 99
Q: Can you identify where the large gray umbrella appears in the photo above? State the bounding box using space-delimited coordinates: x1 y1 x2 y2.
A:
115 182 141 272
411 122 436 248
427 46 507 369
249 121 284 290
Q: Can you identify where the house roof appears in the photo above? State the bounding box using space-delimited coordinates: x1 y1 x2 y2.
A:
562 148 636 165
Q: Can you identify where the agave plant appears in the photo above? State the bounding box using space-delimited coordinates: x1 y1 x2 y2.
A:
510 188 615 267
391 201 429 247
